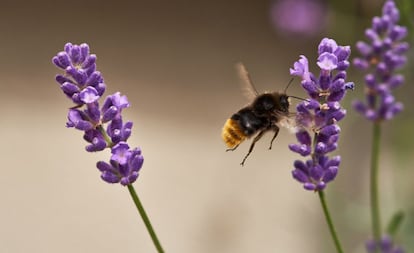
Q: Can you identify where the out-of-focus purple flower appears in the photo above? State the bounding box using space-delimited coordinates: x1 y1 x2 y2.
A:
289 38 354 191
353 0 408 121
53 43 143 186
366 235 405 253
270 0 327 37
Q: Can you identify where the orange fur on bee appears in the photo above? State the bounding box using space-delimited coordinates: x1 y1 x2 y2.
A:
221 119 246 148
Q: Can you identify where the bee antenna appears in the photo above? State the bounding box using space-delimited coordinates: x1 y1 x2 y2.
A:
283 78 309 102
288 95 309 102
283 77 295 93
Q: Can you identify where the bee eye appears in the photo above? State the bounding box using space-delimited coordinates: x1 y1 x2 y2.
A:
280 96 289 110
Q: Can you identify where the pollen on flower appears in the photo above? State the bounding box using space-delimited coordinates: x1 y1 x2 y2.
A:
320 103 330 111
319 91 330 97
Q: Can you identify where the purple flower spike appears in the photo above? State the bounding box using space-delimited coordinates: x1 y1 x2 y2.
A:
353 0 408 122
366 235 405 253
289 38 353 191
53 43 144 186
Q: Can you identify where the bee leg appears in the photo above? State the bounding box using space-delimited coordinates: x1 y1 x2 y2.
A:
226 144 239 152
240 130 266 166
268 126 280 150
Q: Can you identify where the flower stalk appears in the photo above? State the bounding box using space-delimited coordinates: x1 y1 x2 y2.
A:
370 122 382 244
127 184 164 253
318 191 344 253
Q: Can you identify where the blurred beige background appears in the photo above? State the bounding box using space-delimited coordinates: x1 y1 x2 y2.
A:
1 0 413 252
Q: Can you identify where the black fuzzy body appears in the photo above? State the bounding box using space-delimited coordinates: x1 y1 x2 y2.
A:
230 92 290 138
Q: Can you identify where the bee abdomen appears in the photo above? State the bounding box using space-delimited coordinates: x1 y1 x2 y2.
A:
222 118 246 148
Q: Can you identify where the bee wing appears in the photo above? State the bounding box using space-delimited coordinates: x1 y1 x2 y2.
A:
236 62 259 101
276 112 299 133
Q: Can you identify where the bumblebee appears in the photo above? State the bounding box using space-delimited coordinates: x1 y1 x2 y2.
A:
222 63 295 166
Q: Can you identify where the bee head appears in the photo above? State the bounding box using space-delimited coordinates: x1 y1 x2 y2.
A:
279 94 290 112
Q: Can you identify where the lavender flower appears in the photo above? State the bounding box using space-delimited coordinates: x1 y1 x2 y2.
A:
289 38 354 191
366 235 404 253
353 0 408 121
53 43 143 185
270 0 327 37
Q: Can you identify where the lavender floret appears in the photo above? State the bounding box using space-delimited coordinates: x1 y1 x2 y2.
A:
353 0 408 121
289 38 353 191
53 43 143 185
366 235 404 253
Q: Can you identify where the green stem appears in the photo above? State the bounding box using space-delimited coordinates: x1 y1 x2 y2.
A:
371 122 382 244
318 190 344 253
127 184 165 253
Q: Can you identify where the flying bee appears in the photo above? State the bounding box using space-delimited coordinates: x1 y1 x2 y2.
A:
222 63 300 166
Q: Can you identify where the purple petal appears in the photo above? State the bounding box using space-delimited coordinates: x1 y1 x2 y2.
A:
326 156 341 167
353 58 369 70
316 181 326 190
317 52 338 71
293 160 308 172
61 82 80 97
322 166 338 182
66 66 87 85
295 130 311 145
365 28 379 42
130 153 144 172
310 165 323 181
86 136 107 152
66 109 93 130
80 86 100 104
318 38 338 54
330 78 345 92
292 169 309 183
86 71 103 86
102 106 118 123
301 80 319 96
319 124 340 137
289 144 311 156
101 171 121 184
328 90 345 102
388 74 404 88
304 183 316 191
302 99 320 110
79 43 90 63
111 142 131 165
70 44 81 63
85 102 101 123
315 142 326 154
97 161 112 172
335 45 351 62
394 42 409 54
82 54 96 69
290 55 311 81
122 121 133 141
